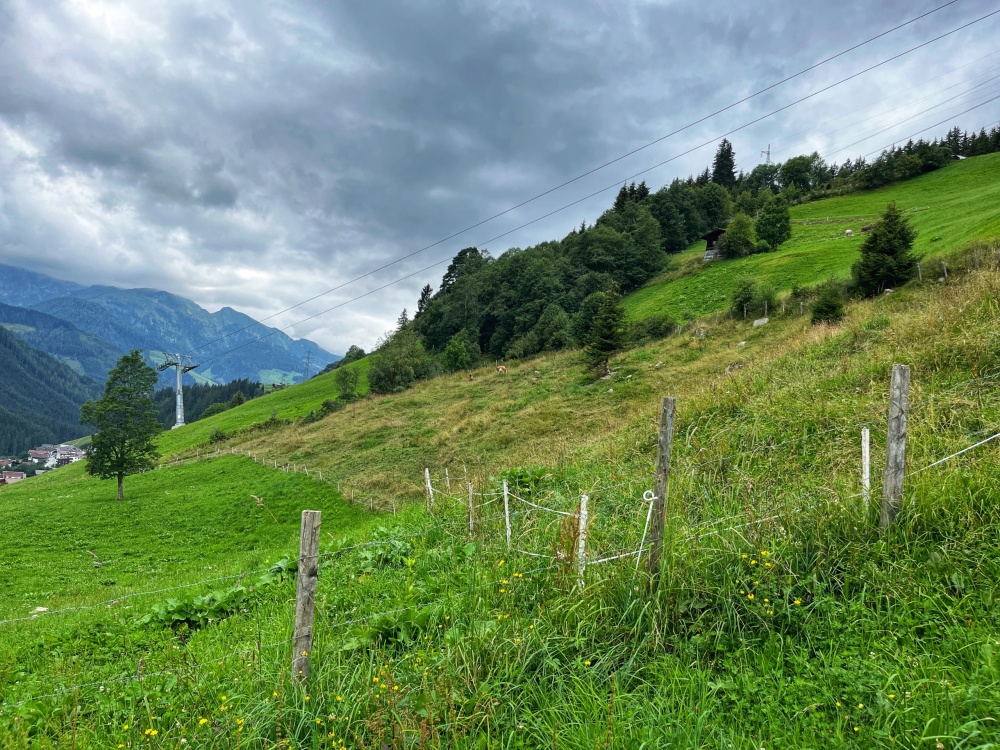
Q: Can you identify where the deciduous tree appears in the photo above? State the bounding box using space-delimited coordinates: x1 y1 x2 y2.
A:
80 350 161 501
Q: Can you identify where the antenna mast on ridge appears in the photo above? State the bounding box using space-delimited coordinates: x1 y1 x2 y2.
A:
157 354 200 429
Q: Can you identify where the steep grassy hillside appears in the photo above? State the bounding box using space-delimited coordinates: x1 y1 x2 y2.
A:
624 152 1000 321
154 358 371 456
2 252 999 748
3 160 1000 748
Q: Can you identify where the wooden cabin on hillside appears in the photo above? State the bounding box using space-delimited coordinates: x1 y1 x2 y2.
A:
702 228 726 261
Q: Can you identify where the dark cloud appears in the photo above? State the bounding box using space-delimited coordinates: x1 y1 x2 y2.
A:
0 0 998 354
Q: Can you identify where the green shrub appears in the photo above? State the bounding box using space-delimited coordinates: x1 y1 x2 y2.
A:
629 313 676 344
811 282 846 324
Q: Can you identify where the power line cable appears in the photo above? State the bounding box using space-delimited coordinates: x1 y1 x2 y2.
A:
181 1 967 358
825 85 1000 160
765 63 1000 162
193 6 1000 367
764 47 1000 150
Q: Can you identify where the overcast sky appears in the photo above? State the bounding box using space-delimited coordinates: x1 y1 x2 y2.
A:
1 0 998 354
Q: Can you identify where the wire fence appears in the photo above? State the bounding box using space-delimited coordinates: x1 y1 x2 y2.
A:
5 358 999 727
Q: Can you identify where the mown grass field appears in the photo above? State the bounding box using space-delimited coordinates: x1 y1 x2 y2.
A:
2 159 1000 748
624 152 1000 321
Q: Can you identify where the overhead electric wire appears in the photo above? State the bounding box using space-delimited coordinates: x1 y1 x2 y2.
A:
763 47 1000 153
192 5 1000 368
181 1 967 358
845 91 1000 160
818 81 1000 160
766 63 1000 162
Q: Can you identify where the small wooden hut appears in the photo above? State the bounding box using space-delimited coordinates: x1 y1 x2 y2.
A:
702 228 726 261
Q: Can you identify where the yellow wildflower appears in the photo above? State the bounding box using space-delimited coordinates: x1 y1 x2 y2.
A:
305 695 311 701
199 718 209 726
747 594 755 600
584 660 592 666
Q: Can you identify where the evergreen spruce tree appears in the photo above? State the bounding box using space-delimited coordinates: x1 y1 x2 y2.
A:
711 138 737 189
583 283 626 377
755 194 792 249
80 350 161 501
851 202 918 296
416 284 433 315
396 308 410 330
613 185 630 212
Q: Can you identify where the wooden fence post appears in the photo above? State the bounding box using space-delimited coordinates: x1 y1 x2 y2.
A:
467 482 475 535
292 510 322 684
941 260 949 281
445 468 451 491
646 397 676 576
880 364 910 528
861 427 871 512
917 262 922 281
577 495 589 589
424 468 434 515
503 479 511 550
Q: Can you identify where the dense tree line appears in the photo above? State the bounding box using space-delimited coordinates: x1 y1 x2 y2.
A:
343 124 998 395
153 378 264 428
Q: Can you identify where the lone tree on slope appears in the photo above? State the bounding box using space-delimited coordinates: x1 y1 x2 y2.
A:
80 350 161 501
851 201 918 296
584 282 627 377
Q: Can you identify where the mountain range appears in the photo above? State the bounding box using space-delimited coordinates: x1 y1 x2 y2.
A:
0 264 339 387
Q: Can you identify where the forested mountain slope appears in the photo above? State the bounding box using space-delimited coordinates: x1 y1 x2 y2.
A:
0 327 99 454
0 302 124 383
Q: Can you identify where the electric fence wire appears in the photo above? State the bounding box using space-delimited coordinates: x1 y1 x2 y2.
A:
180 1 965 359
188 6 1000 371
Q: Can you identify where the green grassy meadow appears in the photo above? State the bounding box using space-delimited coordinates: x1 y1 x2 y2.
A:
2 157 1000 748
624 152 1000 321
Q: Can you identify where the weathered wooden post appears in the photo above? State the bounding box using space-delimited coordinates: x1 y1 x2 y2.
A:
503 479 512 550
917 262 922 281
941 260 949 281
445 468 451 491
292 510 321 683
646 397 676 576
424 468 434 515
577 495 589 589
861 427 871 512
880 365 910 528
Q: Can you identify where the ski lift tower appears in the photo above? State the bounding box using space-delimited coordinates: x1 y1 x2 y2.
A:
158 354 200 429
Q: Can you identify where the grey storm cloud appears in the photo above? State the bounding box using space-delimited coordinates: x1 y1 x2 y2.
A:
0 0 998 354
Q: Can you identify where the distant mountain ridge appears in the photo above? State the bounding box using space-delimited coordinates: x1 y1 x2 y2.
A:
0 264 339 384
